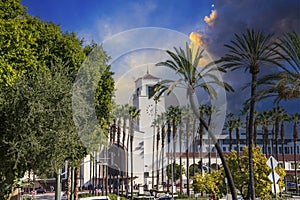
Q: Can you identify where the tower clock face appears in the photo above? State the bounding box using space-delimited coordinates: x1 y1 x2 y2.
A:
146 104 154 117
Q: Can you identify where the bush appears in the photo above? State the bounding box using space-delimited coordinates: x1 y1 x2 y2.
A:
22 196 36 200
177 194 189 199
78 193 93 198
108 193 127 200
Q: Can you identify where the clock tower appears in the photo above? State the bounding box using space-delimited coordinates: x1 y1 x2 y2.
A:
133 71 165 132
132 70 165 186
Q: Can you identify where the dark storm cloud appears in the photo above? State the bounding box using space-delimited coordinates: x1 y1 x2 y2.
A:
202 0 300 115
206 0 300 57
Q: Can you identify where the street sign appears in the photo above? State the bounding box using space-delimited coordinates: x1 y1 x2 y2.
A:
268 172 280 183
267 156 278 169
266 156 280 195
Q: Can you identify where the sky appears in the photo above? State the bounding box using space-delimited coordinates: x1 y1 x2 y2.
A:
21 0 300 136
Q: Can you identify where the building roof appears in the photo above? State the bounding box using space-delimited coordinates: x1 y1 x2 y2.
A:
135 70 160 82
142 72 159 79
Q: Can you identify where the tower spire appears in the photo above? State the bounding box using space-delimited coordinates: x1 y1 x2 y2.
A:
147 66 149 74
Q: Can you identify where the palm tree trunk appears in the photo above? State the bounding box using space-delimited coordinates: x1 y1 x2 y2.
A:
122 117 127 149
236 127 240 158
293 121 299 194
189 93 237 200
254 121 258 146
179 121 183 195
208 109 212 173
167 120 171 192
156 125 160 188
272 125 275 156
172 118 177 193
152 127 156 188
186 115 190 197
117 119 121 146
247 73 256 200
130 134 133 200
192 118 196 176
245 115 249 146
280 121 285 171
161 125 165 190
67 165 71 200
264 125 269 156
229 128 233 151
126 133 130 197
75 160 80 200
199 121 204 174
275 118 279 160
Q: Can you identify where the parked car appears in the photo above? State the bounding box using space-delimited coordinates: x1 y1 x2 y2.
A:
35 187 46 194
286 182 296 187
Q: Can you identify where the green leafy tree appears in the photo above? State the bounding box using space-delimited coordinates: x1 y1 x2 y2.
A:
189 164 201 177
193 170 225 199
0 2 114 199
0 0 85 86
166 163 185 181
225 146 285 199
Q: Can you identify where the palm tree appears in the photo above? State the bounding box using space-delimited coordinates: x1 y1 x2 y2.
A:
240 106 250 146
178 113 184 195
167 106 181 193
271 106 284 160
153 43 237 199
198 105 206 174
206 105 218 172
119 104 129 195
156 119 161 188
153 113 165 189
256 32 300 103
253 111 259 146
160 114 166 190
280 110 288 168
220 29 280 200
166 117 171 192
183 107 192 197
121 104 130 148
257 110 271 155
234 117 242 157
225 113 235 151
128 106 140 200
291 112 299 194
191 112 197 176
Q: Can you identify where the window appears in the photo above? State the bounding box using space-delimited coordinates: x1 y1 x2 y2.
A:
279 147 282 154
147 85 154 97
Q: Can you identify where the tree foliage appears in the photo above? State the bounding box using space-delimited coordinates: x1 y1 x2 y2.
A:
166 162 185 181
193 170 225 199
0 0 85 86
0 1 114 198
225 146 285 199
